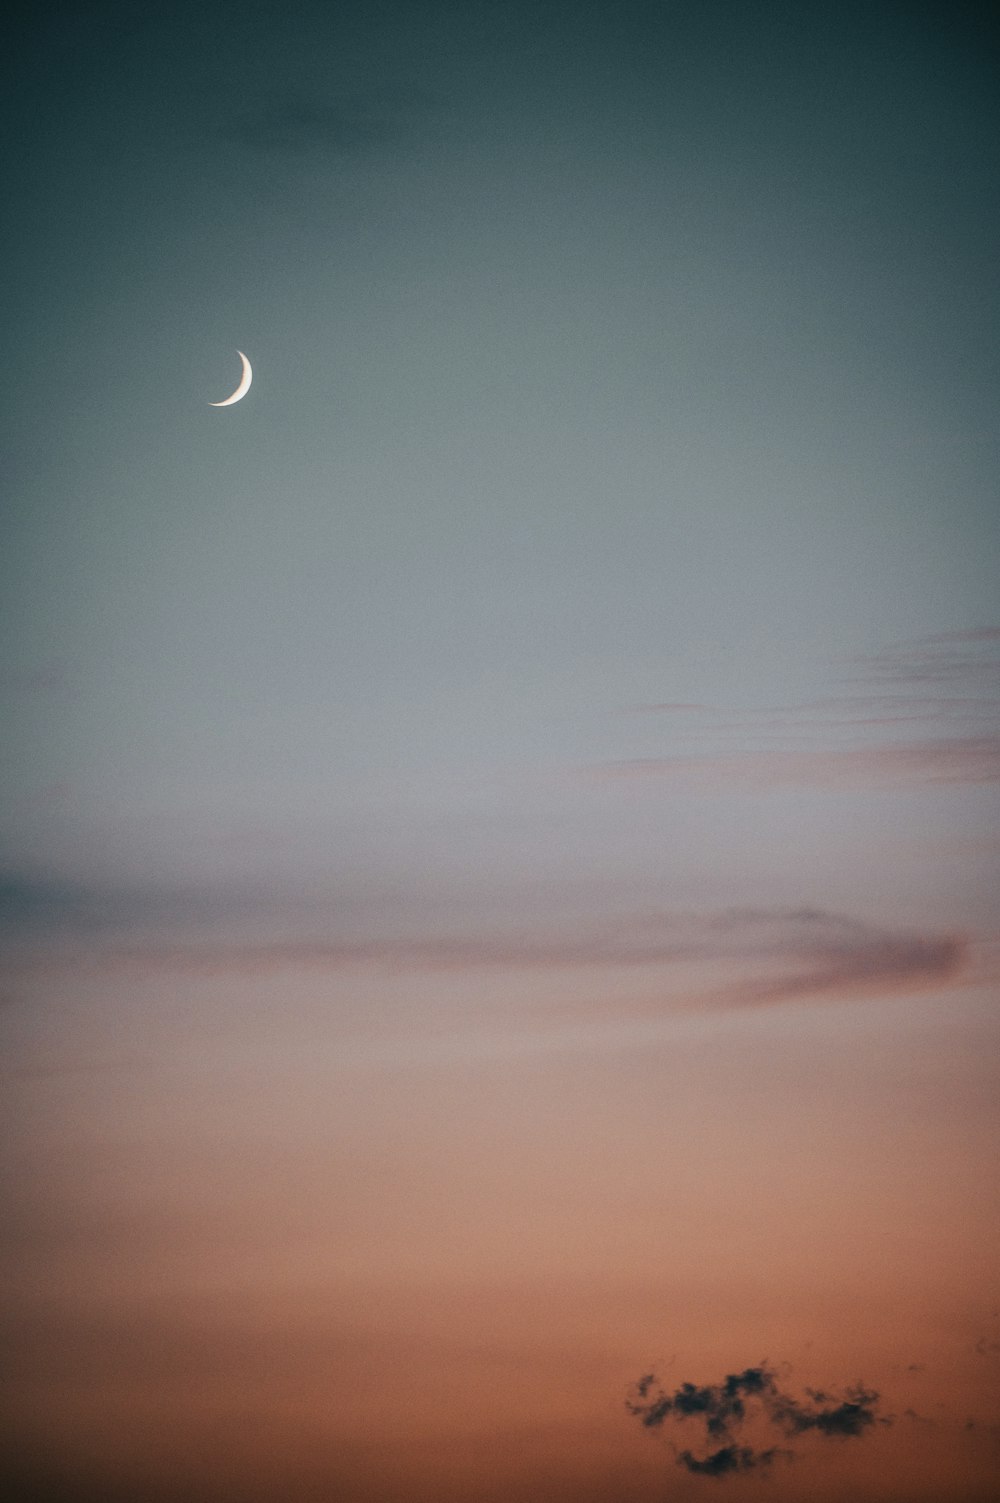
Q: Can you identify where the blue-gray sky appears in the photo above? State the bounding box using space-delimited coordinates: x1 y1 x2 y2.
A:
3 0 997 900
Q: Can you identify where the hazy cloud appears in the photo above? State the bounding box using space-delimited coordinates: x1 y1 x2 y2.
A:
228 90 434 153
911 629 1000 645
0 661 77 697
0 876 105 931
632 702 709 713
0 874 267 938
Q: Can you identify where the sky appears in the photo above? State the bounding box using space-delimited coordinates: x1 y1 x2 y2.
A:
1 1 998 1498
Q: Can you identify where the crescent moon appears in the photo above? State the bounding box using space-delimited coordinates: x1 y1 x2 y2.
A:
209 351 253 407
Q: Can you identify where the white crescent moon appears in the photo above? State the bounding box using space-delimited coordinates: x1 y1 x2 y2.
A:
209 351 253 407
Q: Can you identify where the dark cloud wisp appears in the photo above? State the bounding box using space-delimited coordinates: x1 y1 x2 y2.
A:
678 1444 788 1476
228 90 434 153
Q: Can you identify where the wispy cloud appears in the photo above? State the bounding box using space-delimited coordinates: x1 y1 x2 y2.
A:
5 894 963 1019
617 629 1000 790
227 89 435 154
707 909 963 1008
844 631 1000 692
590 736 1000 789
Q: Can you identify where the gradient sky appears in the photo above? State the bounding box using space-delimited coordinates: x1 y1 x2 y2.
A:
2 3 999 1500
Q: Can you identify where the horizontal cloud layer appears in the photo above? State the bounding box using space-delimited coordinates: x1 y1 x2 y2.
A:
5 894 964 1020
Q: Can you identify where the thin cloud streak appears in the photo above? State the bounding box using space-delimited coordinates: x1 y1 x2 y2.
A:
10 909 964 1021
589 736 1000 789
630 702 710 713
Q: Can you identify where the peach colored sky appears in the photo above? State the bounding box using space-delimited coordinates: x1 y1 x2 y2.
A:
4 900 999 1499
3 635 998 1500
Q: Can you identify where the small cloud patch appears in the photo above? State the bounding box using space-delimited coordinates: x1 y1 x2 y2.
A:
627 1363 892 1479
